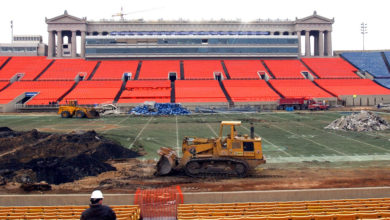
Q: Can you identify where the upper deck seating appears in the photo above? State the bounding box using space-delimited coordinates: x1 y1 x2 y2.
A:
0 81 74 105
315 79 390 96
138 60 180 79
183 60 225 79
92 60 139 80
263 60 308 79
302 57 359 78
118 80 171 103
0 56 52 81
223 60 266 79
175 80 227 103
61 80 122 105
342 52 390 78
223 80 280 102
39 59 97 80
269 79 333 99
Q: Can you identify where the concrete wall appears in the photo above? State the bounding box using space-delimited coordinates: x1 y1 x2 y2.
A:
1 187 390 206
341 95 390 107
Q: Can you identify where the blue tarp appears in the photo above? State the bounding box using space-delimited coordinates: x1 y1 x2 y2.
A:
130 103 191 115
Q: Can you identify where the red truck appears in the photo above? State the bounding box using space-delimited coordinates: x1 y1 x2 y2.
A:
277 98 329 110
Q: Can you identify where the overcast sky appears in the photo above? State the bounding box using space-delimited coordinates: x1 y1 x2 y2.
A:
0 0 388 51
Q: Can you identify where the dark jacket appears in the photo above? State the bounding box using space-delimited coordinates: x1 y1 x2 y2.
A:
80 203 116 220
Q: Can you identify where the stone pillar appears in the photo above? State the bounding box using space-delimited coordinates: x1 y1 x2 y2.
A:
326 31 332 56
319 31 324 57
71 31 77 58
314 32 319 56
81 31 86 58
57 30 63 58
305 31 310 56
297 31 301 56
48 31 54 58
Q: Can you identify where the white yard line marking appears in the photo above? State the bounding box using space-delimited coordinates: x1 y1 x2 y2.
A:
175 116 180 156
100 115 132 134
129 117 153 148
207 123 218 136
272 113 390 153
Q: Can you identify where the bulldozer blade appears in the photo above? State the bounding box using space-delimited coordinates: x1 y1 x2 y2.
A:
155 147 178 175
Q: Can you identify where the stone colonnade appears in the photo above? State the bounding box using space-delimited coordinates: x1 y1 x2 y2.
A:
47 30 86 58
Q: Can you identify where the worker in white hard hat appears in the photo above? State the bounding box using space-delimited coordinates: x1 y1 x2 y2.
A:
80 190 116 220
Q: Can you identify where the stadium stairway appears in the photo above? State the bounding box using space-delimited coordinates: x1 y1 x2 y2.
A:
180 60 185 80
113 80 128 103
218 79 234 106
261 60 276 79
133 61 142 80
310 80 338 99
86 61 102 80
380 52 390 74
0 57 11 70
299 59 320 79
171 80 176 103
56 81 79 103
265 80 284 98
220 60 232 79
32 59 56 81
0 82 11 93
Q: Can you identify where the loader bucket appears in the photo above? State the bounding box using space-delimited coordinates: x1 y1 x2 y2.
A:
156 147 178 175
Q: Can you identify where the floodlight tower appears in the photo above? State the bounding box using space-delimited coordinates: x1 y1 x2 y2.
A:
10 20 13 43
361 22 368 50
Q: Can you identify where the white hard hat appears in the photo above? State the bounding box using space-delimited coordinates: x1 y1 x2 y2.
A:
91 190 104 199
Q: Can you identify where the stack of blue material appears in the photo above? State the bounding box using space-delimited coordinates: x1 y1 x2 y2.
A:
130 103 191 115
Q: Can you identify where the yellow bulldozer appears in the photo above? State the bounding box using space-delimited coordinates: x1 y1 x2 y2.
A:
156 121 266 177
58 100 100 119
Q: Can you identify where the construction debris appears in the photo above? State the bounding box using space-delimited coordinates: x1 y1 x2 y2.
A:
325 111 390 132
0 128 139 186
130 102 190 115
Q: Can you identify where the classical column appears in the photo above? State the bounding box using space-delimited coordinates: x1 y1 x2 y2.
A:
314 32 319 56
297 31 302 56
80 31 86 58
71 31 77 58
48 31 54 58
57 30 63 58
326 31 332 56
319 31 324 57
305 31 310 56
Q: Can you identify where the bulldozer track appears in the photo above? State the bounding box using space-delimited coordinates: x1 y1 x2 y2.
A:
184 157 249 178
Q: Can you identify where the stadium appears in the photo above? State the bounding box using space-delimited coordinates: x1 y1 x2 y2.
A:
0 7 390 220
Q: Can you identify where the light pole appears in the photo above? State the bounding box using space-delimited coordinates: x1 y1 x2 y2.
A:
361 22 368 50
10 20 13 43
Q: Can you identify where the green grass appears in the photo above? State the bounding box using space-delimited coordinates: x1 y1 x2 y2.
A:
1 112 390 161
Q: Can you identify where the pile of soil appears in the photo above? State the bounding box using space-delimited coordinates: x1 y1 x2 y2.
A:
0 127 139 185
324 111 390 132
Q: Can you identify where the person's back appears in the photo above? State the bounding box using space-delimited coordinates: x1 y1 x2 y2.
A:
81 190 116 220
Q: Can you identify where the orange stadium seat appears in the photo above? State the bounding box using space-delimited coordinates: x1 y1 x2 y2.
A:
183 60 225 79
138 60 180 79
301 57 359 79
223 60 266 79
61 80 122 105
0 56 52 81
315 78 390 96
92 60 139 80
39 59 97 80
118 80 171 103
0 56 9 67
263 60 308 79
223 80 280 102
0 81 74 105
175 80 227 103
269 79 334 99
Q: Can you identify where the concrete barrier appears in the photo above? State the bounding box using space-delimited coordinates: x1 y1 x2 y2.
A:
1 187 390 206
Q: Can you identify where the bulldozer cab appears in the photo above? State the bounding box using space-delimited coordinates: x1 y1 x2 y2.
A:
218 121 263 159
66 100 78 106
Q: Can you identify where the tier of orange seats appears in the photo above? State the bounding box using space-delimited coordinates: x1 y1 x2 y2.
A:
263 60 308 79
92 60 139 80
0 81 8 91
223 80 280 102
223 60 266 79
61 80 122 105
175 80 227 103
315 79 390 96
302 58 359 79
39 59 97 80
138 60 180 79
0 56 52 81
269 79 333 99
183 60 225 79
118 80 171 103
0 81 74 105
0 57 9 67
178 198 390 220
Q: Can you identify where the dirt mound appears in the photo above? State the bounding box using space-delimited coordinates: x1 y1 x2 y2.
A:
0 129 139 185
325 111 390 132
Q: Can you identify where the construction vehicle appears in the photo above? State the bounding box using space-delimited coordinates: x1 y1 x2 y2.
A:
278 98 329 110
58 100 100 118
156 121 266 177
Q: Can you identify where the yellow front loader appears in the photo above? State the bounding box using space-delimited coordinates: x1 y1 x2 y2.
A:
156 121 266 177
58 100 100 119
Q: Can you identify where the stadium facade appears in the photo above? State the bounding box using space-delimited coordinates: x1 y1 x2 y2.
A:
46 11 333 59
